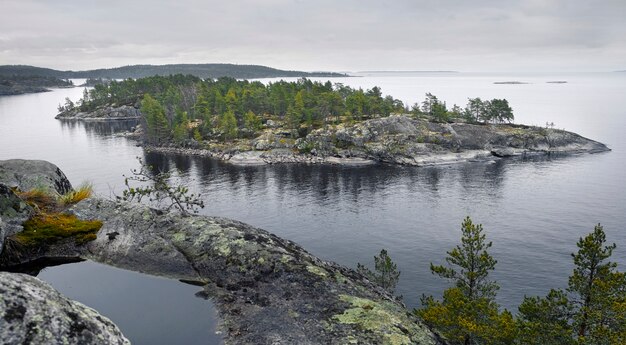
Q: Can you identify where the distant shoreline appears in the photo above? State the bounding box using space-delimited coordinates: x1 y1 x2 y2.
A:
357 70 459 73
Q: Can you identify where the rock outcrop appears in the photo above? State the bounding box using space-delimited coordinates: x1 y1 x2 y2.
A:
0 159 446 344
0 272 130 345
55 105 141 121
294 115 609 166
0 159 73 194
72 198 444 344
145 115 609 166
0 159 73 257
0 185 33 251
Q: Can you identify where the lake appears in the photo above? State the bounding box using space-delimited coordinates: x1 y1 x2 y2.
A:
1 72 625 343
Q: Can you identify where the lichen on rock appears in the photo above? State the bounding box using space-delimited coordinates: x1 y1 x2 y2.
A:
0 272 130 345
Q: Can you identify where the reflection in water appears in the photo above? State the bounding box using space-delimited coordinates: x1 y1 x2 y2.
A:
3 74 625 324
59 119 139 137
37 261 222 345
142 152 511 205
135 150 623 313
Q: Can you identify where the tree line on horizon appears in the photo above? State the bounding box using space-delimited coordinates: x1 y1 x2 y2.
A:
59 74 515 145
359 219 626 345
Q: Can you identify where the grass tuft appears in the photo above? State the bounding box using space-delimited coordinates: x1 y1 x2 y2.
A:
16 186 59 211
59 182 93 206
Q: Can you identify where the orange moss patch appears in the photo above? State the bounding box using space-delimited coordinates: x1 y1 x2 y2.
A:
16 213 101 246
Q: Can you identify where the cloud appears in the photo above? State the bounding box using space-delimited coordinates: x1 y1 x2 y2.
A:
1 0 624 71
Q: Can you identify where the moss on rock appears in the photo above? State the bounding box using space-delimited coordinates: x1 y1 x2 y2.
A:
16 214 101 246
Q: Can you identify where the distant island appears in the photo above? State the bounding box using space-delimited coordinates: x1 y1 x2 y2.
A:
493 81 528 85
55 74 609 166
0 75 73 96
0 63 348 80
358 70 458 74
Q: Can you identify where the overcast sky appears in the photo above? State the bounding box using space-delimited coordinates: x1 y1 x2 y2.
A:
1 0 624 72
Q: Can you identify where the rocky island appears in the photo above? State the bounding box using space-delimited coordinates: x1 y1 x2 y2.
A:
0 159 445 344
0 75 74 96
55 74 609 166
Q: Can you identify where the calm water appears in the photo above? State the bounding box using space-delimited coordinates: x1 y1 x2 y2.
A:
1 73 625 339
38 261 222 345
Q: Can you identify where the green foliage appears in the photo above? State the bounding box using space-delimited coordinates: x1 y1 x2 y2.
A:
463 98 485 123
219 110 239 140
419 288 517 345
118 157 205 215
417 217 514 345
486 99 514 124
517 289 575 344
463 98 514 124
172 111 190 144
141 94 170 144
517 224 626 345
243 110 262 133
357 249 401 294
430 217 499 300
57 97 75 113
193 127 203 142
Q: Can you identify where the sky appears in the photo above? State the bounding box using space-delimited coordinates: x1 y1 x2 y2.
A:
1 0 625 72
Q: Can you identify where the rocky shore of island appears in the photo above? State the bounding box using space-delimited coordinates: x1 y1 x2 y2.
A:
137 114 609 166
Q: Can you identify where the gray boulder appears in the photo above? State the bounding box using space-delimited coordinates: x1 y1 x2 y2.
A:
0 184 33 251
0 272 129 345
0 159 72 194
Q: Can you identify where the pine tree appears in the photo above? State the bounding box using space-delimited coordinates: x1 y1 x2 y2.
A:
417 217 515 345
141 94 170 144
219 110 238 140
357 249 401 293
518 224 626 345
243 110 262 133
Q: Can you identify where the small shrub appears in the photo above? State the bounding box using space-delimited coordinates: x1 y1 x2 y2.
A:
118 157 204 215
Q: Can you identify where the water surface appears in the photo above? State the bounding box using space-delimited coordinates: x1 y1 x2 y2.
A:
1 73 624 320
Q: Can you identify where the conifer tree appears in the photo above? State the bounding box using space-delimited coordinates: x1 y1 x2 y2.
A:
357 249 401 294
141 94 170 144
417 217 516 345
518 224 626 345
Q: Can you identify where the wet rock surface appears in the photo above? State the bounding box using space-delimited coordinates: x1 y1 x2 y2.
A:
0 271 130 345
55 105 141 121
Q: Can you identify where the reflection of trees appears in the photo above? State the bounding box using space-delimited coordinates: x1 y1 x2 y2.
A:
58 119 138 137
459 160 506 192
143 151 170 174
136 151 518 209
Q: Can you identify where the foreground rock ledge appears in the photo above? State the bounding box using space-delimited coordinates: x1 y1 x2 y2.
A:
65 198 445 345
0 272 130 345
0 156 445 344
